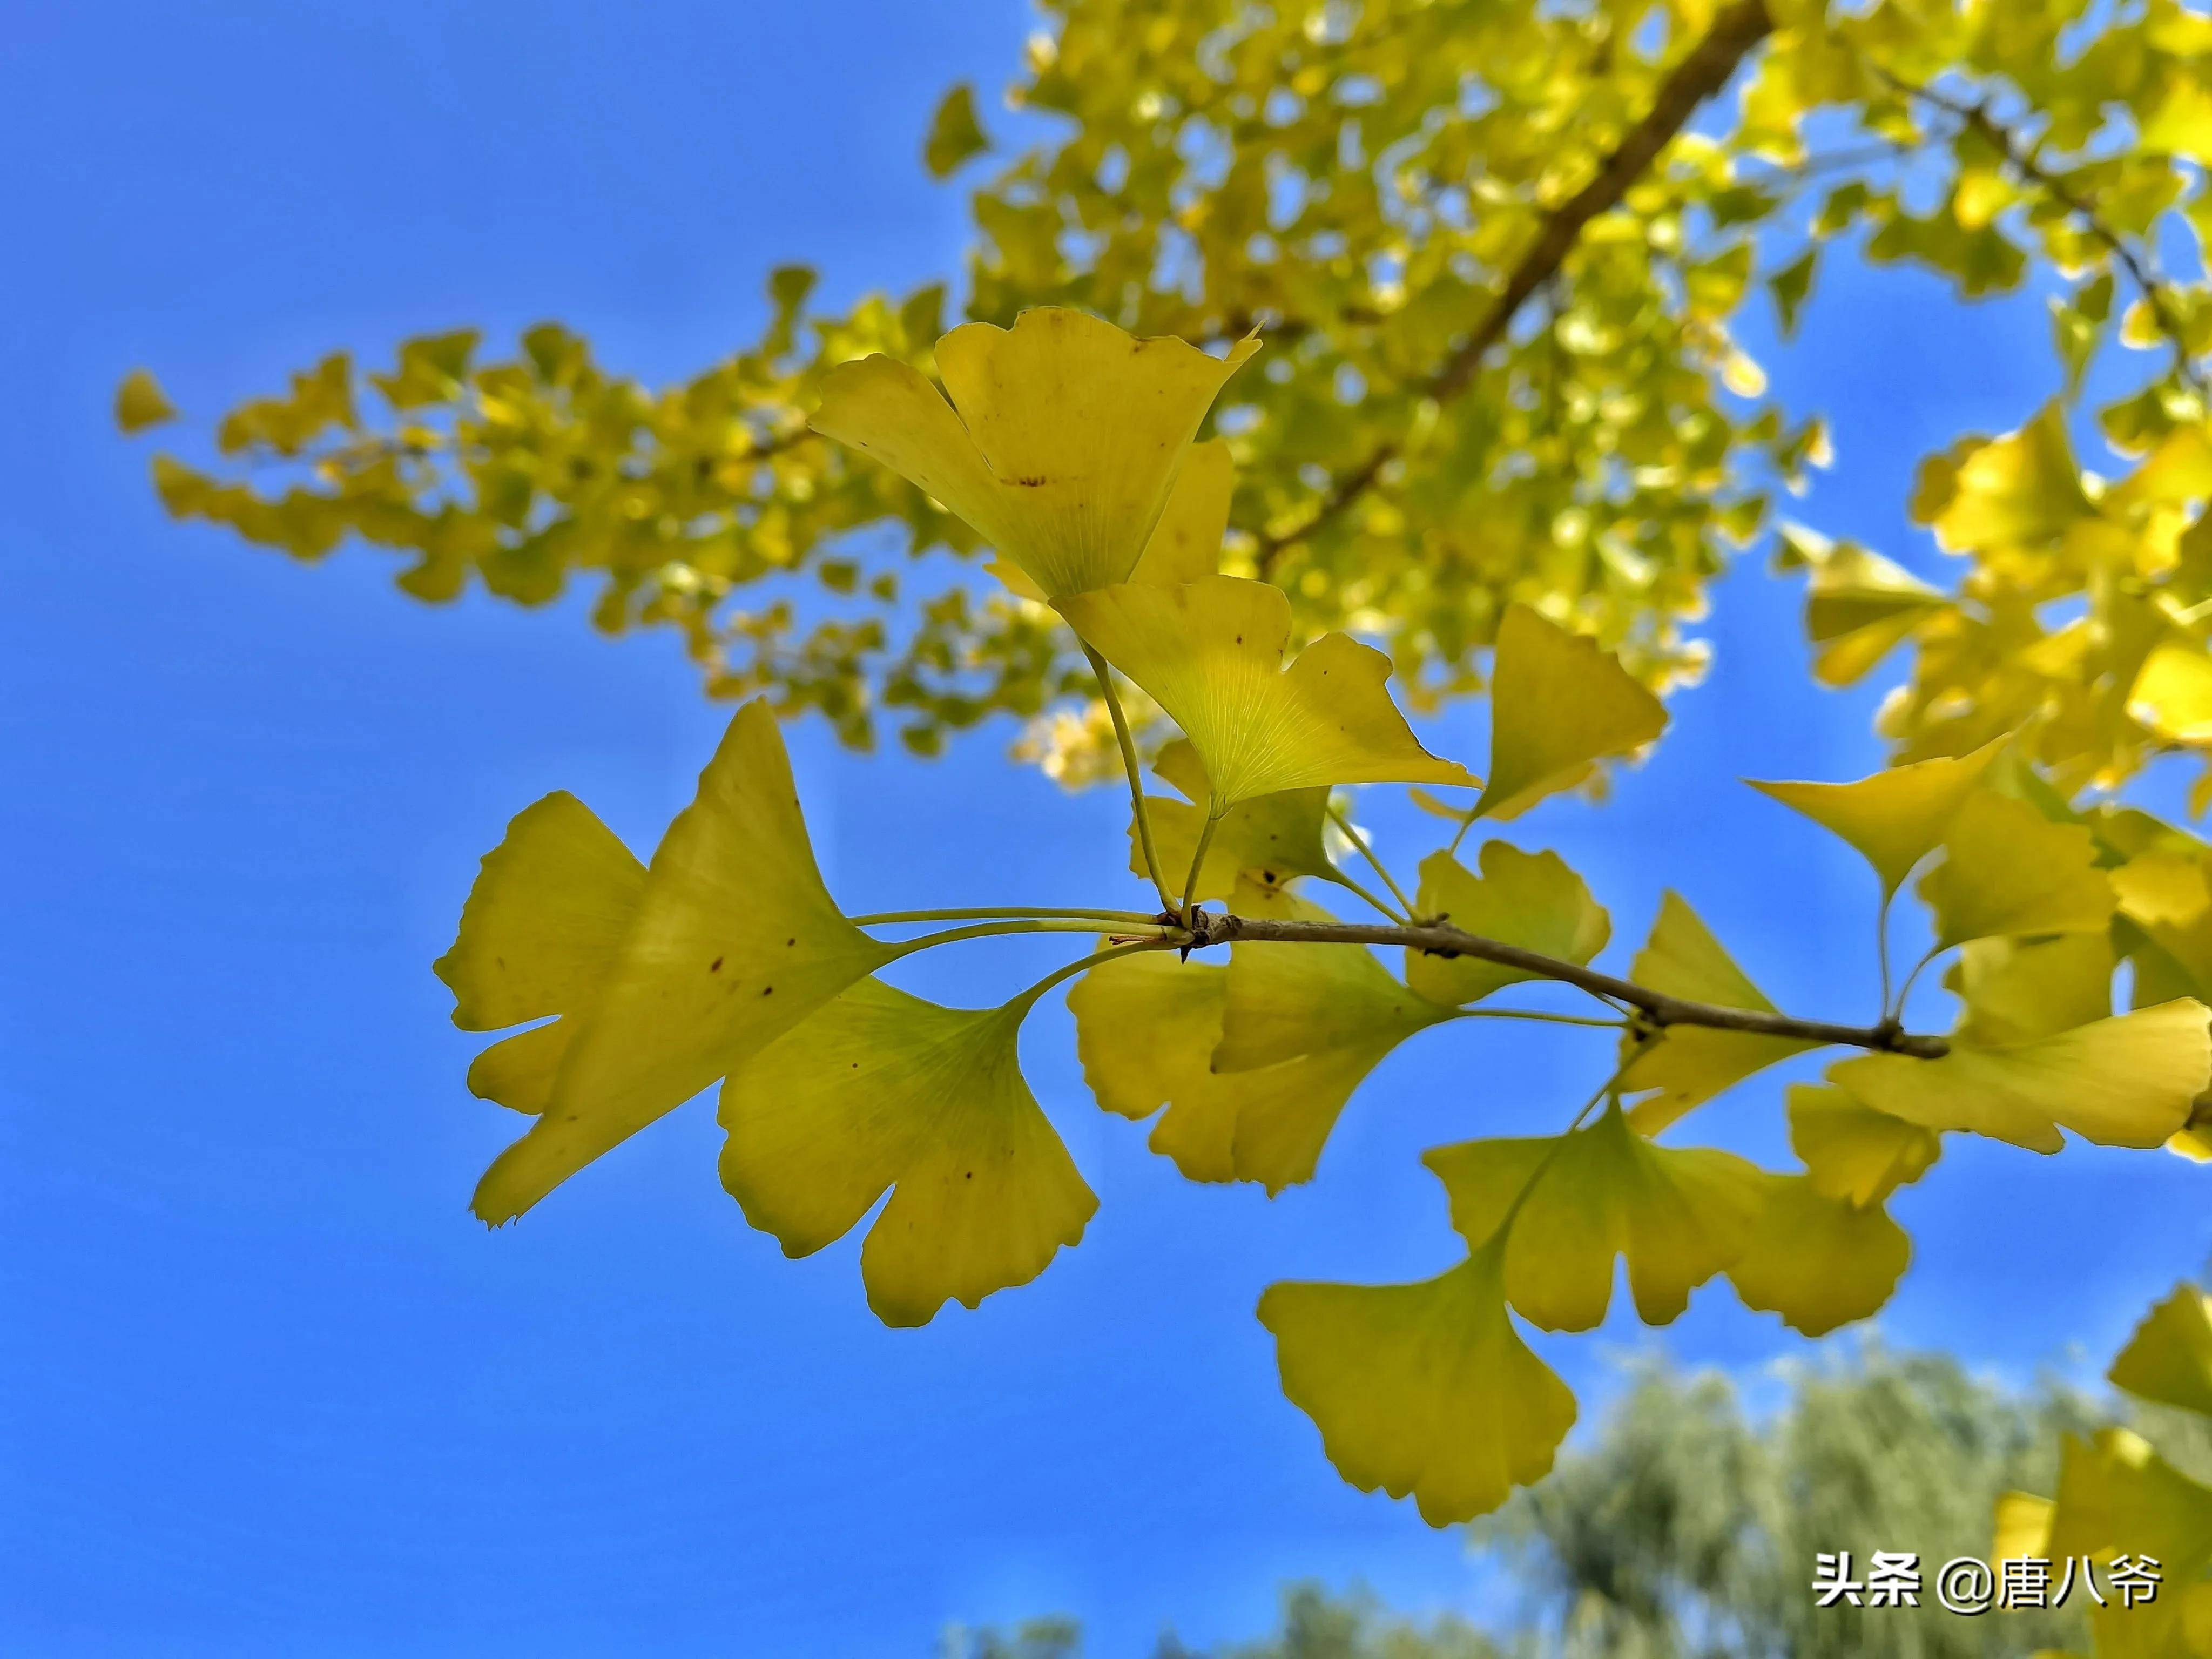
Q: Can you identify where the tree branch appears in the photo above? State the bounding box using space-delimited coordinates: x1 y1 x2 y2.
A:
1183 908 1950 1058
1256 0 1775 568
1882 69 2208 396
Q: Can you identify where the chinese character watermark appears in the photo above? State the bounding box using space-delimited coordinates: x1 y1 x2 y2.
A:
1812 1552 2161 1614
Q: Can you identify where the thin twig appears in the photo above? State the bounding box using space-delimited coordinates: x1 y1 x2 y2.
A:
1191 910 1948 1057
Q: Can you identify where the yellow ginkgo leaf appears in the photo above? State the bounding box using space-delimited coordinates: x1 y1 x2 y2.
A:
1619 894 1822 1136
1992 1491 2055 1564
1405 843 1610 1007
1424 1104 1766 1331
433 791 646 1116
471 702 899 1225
1931 403 2091 550
990 437 1235 602
1475 604 1667 820
719 978 1095 1327
1258 1246 1578 1525
2108 1284 2212 1417
1131 738 1336 902
1827 1000 2211 1154
1214 925 1453 1073
1057 575 1475 813
1068 883 1408 1191
1727 1175 1910 1337
2113 846 2212 930
810 308 1258 599
1747 739 2004 896
1775 524 1946 687
2046 1427 2212 1658
2131 642 2212 747
1788 1083 1940 1206
1946 932 2113 1046
114 368 177 433
1917 790 2112 948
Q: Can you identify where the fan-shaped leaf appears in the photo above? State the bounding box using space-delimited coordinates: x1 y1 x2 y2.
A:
1918 790 2112 948
1130 738 1336 902
470 702 898 1224
1425 1104 1766 1331
2109 1285 2212 1418
1620 893 1821 1135
1258 1246 1577 1525
1476 604 1666 820
1058 575 1474 812
1748 740 2002 895
1727 1175 1910 1336
1787 1083 1940 1206
719 979 1095 1327
1405 843 1609 1007
1827 1001 2211 1154
811 308 1257 599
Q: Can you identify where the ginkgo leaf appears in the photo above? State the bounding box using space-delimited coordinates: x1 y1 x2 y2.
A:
1931 403 2090 550
2131 642 2212 746
989 437 1235 603
922 83 989 179
1214 924 1452 1073
1476 604 1666 820
1748 739 2004 896
1069 882 1406 1191
1727 1176 1910 1337
1788 1083 1940 1206
471 702 899 1224
2046 1426 2212 1659
1946 932 2113 1046
1828 1000 2212 1154
114 368 177 433
1258 1245 1577 1525
433 791 647 1116
1619 894 1821 1135
1057 575 1474 813
1405 843 1610 1007
1425 1104 1766 1331
1991 1491 2055 1563
810 308 1258 599
1131 738 1337 902
2113 846 2212 930
2108 1285 2212 1417
1917 790 2112 948
719 977 1095 1327
1775 524 1945 687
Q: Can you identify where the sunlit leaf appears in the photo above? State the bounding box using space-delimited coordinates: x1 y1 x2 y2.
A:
1258 1245 1577 1525
470 702 898 1224
1991 1491 2055 1564
1787 1082 1940 1206
1068 882 1415 1191
1058 575 1474 812
811 307 1258 599
1917 790 2112 948
2046 1428 2212 1658
1727 1175 1910 1337
1930 403 2090 550
1476 604 1667 820
1946 932 2113 1046
2132 642 2212 746
990 436 1235 603
1425 1104 1766 1331
1404 843 1609 1007
2108 1284 2212 1417
434 791 646 1116
1827 1001 2211 1154
719 978 1094 1327
1619 893 1821 1135
1747 739 2002 896
1131 737 1336 902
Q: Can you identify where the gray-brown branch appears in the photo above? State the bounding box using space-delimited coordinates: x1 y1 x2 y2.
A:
1178 909 1950 1058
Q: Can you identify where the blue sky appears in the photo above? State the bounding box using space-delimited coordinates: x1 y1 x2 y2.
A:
2 2 2206 1654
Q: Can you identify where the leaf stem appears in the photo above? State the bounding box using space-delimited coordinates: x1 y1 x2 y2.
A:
1181 814 1221 923
1084 643 1176 913
1328 805 1418 919
1331 869 1409 925
1496 1052 1645 1238
1006 939 1176 1018
892 918 1183 956
1183 911 1950 1058
1449 1007 1631 1030
855 906 1160 927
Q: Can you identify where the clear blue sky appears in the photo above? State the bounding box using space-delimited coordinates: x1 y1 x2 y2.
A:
2 3 2204 1654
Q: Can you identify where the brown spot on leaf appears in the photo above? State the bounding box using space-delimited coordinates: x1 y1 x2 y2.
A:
709 957 724 972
